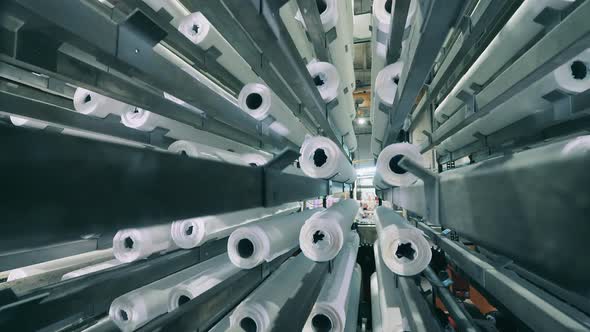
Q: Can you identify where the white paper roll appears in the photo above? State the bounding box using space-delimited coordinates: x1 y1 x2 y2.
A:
171 203 301 249
238 83 308 145
6 249 113 282
10 116 49 130
280 0 316 63
299 136 357 183
307 61 356 121
228 209 322 269
113 223 177 263
299 199 359 262
110 255 230 332
296 0 356 90
167 254 240 311
177 12 262 86
437 48 590 155
371 62 404 149
142 0 189 26
370 272 382 332
73 88 134 118
344 264 362 332
375 207 431 276
303 232 359 332
434 0 577 123
229 253 316 331
168 140 248 165
373 143 425 189
61 259 123 281
373 243 406 332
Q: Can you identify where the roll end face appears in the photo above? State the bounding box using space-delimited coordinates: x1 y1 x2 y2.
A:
227 228 267 269
109 298 141 332
299 136 341 179
120 108 156 132
168 287 193 312
230 302 269 332
380 228 432 276
306 61 340 103
73 88 100 115
171 219 205 249
554 49 590 94
299 221 343 262
309 304 343 332
113 230 146 263
237 83 272 120
177 12 210 46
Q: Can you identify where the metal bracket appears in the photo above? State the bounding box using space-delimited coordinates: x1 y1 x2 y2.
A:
456 90 478 118
378 102 391 114
264 148 300 171
399 156 440 225
543 89 580 121
534 7 563 32
325 27 338 44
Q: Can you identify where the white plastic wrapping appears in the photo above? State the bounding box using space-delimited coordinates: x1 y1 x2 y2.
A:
373 243 406 332
307 61 357 151
73 88 134 118
228 209 322 269
167 254 240 311
171 203 301 249
280 0 316 62
110 255 234 332
168 140 248 165
303 232 360 332
433 0 577 123
373 143 425 189
299 199 359 262
370 62 404 151
238 83 308 145
6 249 113 282
437 49 590 155
370 273 383 332
229 253 316 331
177 12 262 85
375 206 431 276
61 259 123 280
344 264 362 332
299 136 357 183
240 153 270 166
296 0 356 90
113 223 177 263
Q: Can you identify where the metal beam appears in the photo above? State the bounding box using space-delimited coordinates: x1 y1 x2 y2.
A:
296 0 332 62
0 126 329 251
0 239 227 331
391 135 590 299
423 0 590 152
189 0 347 151
385 0 410 64
396 275 444 332
419 224 590 332
383 0 463 145
8 0 292 150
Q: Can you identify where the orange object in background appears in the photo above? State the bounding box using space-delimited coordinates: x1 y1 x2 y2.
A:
470 285 496 315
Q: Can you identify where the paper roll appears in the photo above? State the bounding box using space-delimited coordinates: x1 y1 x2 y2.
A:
61 259 123 280
370 272 382 332
177 12 262 86
167 254 240 311
344 264 362 332
10 116 49 130
434 0 577 123
299 199 359 262
303 232 360 332
168 140 248 165
120 108 164 132
371 62 403 149
373 143 425 189
437 48 590 155
113 223 177 263
228 209 322 269
375 206 431 276
73 88 134 118
299 136 357 183
280 0 316 62
296 0 356 90
307 61 356 120
373 243 406 332
229 253 316 331
171 203 301 249
142 0 189 26
238 83 308 145
110 255 230 332
6 249 113 282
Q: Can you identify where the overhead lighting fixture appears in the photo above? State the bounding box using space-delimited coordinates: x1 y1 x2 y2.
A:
357 118 367 125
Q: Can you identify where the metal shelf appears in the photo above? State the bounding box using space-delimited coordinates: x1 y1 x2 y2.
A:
0 126 330 252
